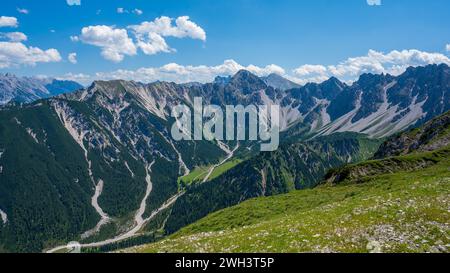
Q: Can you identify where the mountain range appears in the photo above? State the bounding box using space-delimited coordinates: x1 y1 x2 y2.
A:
0 73 83 106
0 63 449 252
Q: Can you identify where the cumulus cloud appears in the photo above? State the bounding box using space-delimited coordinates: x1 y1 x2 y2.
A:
58 47 450 86
68 52 77 64
67 0 81 6
1 32 27 42
127 16 206 57
136 32 173 55
0 41 61 68
58 59 284 85
446 44 450 52
73 16 206 62
367 0 381 6
75 25 137 62
293 64 327 76
57 72 90 84
130 16 206 41
17 8 29 15
0 16 18 28
292 49 450 84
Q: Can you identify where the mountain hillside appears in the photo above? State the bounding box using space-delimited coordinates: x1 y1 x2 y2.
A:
0 82 225 252
130 112 450 253
162 133 381 235
132 151 449 253
373 110 450 159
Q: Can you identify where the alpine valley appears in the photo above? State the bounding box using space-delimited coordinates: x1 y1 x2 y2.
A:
0 64 449 253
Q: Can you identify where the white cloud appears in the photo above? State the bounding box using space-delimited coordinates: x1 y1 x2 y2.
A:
17 8 29 15
1 32 27 42
68 52 77 64
292 49 450 84
293 64 327 76
74 16 206 61
76 25 137 62
67 0 81 6
128 16 206 57
446 44 450 52
136 32 173 55
130 16 206 41
133 9 143 16
57 72 90 84
58 47 450 86
58 59 285 85
0 41 61 68
291 65 329 85
118 8 143 15
0 16 18 28
367 0 381 6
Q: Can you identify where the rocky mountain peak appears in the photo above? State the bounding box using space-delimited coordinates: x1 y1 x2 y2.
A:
229 70 268 94
262 73 301 91
213 75 232 85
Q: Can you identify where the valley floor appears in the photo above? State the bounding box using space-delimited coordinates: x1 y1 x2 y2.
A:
126 155 450 253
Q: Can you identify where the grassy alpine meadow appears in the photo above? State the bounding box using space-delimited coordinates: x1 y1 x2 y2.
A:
207 159 243 181
129 151 450 253
179 159 243 186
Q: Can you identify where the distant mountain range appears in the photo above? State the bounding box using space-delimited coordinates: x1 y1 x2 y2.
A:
0 73 83 105
0 63 449 252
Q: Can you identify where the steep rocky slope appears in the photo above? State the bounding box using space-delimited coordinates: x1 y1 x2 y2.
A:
373 110 450 159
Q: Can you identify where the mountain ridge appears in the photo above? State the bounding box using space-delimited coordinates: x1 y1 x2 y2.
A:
0 73 83 106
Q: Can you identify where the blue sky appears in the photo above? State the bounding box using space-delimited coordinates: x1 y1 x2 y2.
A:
0 0 449 84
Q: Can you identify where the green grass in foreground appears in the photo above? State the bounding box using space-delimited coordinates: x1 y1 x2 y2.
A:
132 155 450 253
